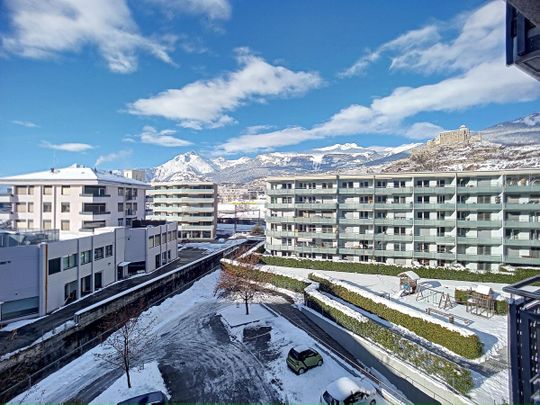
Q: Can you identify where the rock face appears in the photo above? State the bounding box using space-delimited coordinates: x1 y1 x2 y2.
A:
141 112 540 184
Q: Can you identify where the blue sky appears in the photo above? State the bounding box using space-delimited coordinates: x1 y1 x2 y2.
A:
1 0 539 176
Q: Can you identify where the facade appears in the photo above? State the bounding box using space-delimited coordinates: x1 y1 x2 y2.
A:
148 182 217 240
504 276 540 405
123 169 147 182
266 169 540 271
0 222 177 323
0 165 149 232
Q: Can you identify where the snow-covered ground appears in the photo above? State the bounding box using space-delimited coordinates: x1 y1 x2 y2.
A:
89 361 168 405
222 302 391 405
261 263 510 404
219 303 274 327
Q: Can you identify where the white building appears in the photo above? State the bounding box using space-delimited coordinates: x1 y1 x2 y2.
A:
148 182 217 240
0 165 149 232
0 221 178 324
123 169 147 182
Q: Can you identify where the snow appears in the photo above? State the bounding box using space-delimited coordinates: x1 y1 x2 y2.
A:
179 238 245 253
1 317 44 332
89 361 168 405
218 303 273 327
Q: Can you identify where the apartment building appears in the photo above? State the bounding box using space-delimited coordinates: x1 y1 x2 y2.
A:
148 182 217 240
0 165 149 232
0 221 178 323
266 169 540 272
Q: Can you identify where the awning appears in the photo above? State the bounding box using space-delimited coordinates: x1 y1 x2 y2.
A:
118 261 131 267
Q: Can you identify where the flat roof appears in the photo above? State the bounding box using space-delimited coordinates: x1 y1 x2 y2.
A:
0 165 150 188
151 181 216 186
266 168 540 181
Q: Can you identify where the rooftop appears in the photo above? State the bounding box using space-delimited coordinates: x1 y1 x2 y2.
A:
0 164 150 187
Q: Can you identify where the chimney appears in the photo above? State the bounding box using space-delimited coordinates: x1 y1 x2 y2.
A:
50 168 54 173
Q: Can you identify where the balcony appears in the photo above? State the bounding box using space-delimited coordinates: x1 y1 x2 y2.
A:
339 218 373 225
267 203 296 209
415 235 455 244
415 187 455 195
79 193 111 198
295 202 337 210
296 245 338 254
266 216 296 224
178 224 215 231
374 218 413 226
374 250 413 258
152 197 215 204
457 237 502 245
504 220 539 229
149 188 214 195
457 219 502 228
265 230 296 238
295 216 337 224
505 184 540 193
340 232 374 241
374 187 413 195
296 231 337 239
505 238 540 247
505 256 540 265
504 202 540 211
338 187 374 194
457 203 502 211
267 188 295 196
339 247 373 255
457 185 502 194
414 251 455 260
374 234 413 242
413 203 455 210
80 210 110 216
266 244 296 252
339 203 374 210
374 203 413 210
457 253 502 262
415 219 455 227
295 188 337 195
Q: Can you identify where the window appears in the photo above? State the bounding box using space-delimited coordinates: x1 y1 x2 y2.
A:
148 236 154 248
118 218 124 226
155 254 161 268
43 202 52 212
94 272 103 289
15 203 26 213
61 186 70 195
61 202 70 213
155 234 161 245
43 186 52 195
1 297 39 321
81 250 92 265
61 220 70 231
48 258 61 275
118 202 124 212
42 220 52 230
28 202 34 213
118 187 124 196
15 186 27 195
27 219 34 229
81 275 92 296
94 247 104 260
62 253 77 270
105 245 113 257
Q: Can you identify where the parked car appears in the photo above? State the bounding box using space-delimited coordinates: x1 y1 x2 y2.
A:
286 345 323 374
117 391 168 405
320 376 377 405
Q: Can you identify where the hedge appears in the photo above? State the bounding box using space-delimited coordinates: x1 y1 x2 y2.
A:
310 273 483 359
261 256 539 284
305 292 474 394
455 288 509 315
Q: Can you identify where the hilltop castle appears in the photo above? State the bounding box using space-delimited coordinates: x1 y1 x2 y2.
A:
427 125 482 146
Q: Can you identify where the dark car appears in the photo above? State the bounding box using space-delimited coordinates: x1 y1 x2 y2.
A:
117 391 168 405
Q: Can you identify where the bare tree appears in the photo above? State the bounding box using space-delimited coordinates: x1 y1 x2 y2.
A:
215 251 268 315
94 304 154 389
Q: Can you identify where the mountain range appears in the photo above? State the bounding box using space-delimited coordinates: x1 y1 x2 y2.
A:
141 112 540 184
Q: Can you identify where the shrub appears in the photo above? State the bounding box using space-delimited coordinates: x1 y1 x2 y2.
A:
305 293 474 394
310 273 483 359
261 256 538 284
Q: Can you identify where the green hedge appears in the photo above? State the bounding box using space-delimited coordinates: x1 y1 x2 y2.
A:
311 274 483 359
262 256 538 284
454 288 509 315
262 272 309 292
306 293 473 394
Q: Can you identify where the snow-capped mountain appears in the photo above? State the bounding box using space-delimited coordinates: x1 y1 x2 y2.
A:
141 112 540 184
480 112 540 145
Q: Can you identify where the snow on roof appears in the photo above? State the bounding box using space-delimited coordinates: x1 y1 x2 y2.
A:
0 164 149 187
325 377 375 400
292 345 312 353
475 285 492 296
398 271 420 281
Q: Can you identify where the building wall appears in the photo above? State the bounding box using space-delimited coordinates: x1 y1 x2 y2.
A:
265 170 540 272
148 182 217 241
8 183 146 232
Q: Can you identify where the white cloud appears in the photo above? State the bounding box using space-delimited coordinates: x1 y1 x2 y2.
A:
2 0 174 73
340 1 504 77
139 126 192 147
95 149 131 166
220 60 540 153
148 0 231 21
41 141 95 152
127 48 323 129
12 119 39 128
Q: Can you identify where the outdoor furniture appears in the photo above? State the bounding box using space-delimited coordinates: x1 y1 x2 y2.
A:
398 271 420 294
466 285 495 318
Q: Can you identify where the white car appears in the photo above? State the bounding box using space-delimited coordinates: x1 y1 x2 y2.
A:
320 376 377 405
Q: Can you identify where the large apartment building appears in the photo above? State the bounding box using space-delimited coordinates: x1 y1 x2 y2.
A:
0 221 178 323
0 165 149 232
148 182 217 240
266 169 540 271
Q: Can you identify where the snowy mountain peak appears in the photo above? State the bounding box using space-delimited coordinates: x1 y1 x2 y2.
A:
315 143 366 152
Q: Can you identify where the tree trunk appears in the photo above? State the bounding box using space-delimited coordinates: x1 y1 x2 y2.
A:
124 357 132 388
244 299 249 315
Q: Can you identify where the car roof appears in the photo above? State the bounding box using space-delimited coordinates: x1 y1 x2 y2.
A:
325 377 375 400
292 345 313 353
117 391 167 405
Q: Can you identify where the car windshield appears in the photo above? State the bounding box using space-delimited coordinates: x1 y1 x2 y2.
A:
289 348 301 360
322 390 339 405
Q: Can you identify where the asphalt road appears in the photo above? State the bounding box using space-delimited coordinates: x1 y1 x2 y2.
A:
0 248 209 356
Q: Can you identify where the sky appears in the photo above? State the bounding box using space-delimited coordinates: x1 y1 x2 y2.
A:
0 0 539 176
